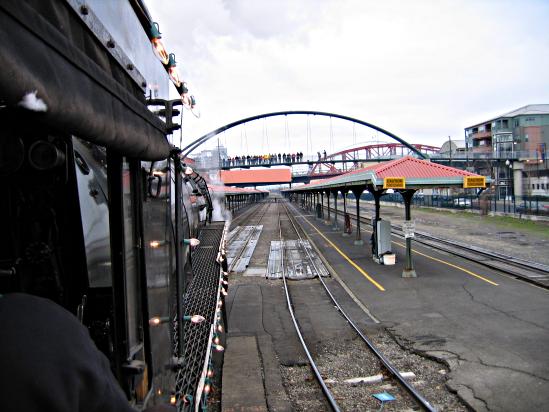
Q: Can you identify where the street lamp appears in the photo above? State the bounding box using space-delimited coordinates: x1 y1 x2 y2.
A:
506 159 514 212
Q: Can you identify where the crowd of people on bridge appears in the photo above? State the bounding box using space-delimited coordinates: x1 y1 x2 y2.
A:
222 152 305 167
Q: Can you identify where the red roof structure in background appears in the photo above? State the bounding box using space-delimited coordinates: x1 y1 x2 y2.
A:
369 156 476 178
219 168 291 185
289 156 487 192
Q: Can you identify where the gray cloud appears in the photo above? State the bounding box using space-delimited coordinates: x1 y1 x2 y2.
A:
146 0 549 155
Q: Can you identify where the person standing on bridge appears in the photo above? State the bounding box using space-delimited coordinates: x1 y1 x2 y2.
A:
323 150 327 160
278 153 281 163
317 151 321 161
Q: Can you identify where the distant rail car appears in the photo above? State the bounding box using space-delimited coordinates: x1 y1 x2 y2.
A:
0 1 215 410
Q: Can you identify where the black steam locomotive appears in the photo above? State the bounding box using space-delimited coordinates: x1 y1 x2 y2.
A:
0 1 220 410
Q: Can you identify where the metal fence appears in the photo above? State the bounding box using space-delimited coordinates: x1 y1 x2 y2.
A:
359 192 549 216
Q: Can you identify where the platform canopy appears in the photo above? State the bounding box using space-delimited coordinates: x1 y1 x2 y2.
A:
286 156 489 192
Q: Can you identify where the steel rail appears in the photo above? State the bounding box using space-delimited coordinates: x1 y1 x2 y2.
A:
226 202 264 244
277 204 342 412
228 202 270 272
230 200 267 226
283 201 436 412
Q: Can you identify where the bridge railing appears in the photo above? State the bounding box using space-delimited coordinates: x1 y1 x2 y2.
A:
219 149 547 169
360 192 549 216
220 153 414 168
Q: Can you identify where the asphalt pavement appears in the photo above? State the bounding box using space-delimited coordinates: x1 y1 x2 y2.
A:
290 200 549 411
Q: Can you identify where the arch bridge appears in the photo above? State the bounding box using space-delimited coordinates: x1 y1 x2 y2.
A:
183 110 427 160
183 110 439 181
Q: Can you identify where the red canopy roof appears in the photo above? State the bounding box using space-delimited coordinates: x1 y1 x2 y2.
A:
288 156 486 191
369 156 476 178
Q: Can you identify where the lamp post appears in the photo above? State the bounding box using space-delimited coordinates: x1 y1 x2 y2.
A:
506 159 514 212
448 136 452 167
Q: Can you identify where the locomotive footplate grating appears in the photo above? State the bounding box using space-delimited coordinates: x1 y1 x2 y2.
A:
175 222 225 407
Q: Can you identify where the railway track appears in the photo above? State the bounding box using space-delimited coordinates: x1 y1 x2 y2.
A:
278 201 436 412
227 202 270 272
230 200 268 227
322 203 549 288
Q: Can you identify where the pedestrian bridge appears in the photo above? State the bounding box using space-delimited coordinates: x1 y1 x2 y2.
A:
183 110 522 186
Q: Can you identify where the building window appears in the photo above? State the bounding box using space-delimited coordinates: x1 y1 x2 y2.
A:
537 184 540 190
533 184 536 189
502 119 509 128
525 117 536 122
525 134 529 142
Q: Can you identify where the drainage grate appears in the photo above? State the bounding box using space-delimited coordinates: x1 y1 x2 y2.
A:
175 222 225 408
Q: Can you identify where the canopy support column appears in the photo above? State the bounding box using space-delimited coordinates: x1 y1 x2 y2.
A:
325 190 331 224
342 189 351 237
370 187 384 261
332 189 339 230
319 192 324 220
351 187 365 245
400 189 417 278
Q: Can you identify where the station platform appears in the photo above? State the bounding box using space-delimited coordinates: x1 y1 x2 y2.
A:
221 199 549 412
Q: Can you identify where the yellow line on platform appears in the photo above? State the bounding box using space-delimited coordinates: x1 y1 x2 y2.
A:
355 224 498 286
296 213 386 292
392 241 499 286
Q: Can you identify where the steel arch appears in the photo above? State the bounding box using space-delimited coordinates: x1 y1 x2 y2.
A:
309 142 440 176
181 110 427 160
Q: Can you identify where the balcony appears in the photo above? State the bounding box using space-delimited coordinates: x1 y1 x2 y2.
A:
472 130 492 139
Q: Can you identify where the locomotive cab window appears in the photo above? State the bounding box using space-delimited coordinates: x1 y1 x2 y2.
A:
73 138 112 288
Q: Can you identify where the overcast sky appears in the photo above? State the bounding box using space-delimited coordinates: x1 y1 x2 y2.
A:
147 0 549 156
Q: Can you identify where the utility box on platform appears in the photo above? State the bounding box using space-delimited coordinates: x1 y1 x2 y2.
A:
376 220 392 256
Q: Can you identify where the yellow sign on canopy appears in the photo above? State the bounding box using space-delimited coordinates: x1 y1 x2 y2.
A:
463 176 486 188
383 177 406 189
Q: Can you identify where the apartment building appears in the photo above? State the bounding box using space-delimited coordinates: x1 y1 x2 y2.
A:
465 104 549 197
